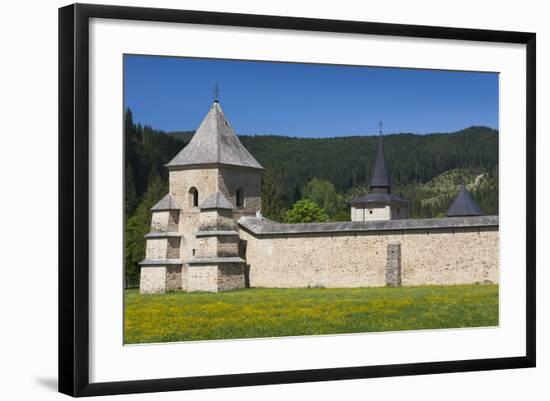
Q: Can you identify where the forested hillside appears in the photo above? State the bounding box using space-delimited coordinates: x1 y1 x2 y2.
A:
168 128 497 196
124 108 498 285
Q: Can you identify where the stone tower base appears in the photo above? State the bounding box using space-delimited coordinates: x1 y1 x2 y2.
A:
186 259 246 292
139 262 182 294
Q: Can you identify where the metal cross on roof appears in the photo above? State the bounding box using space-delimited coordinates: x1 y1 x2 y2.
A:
213 83 220 102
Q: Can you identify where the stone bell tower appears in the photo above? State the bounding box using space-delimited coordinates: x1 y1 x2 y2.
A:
349 124 409 221
139 100 264 294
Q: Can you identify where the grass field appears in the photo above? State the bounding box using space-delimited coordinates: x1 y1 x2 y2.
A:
124 284 498 344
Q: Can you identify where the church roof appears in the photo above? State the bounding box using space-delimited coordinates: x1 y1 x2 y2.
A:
350 193 408 206
446 185 484 217
199 191 233 210
370 135 391 188
166 102 264 170
150 194 181 211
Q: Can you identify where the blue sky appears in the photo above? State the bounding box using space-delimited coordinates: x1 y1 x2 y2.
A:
124 55 498 138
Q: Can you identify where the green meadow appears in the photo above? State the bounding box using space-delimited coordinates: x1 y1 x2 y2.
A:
124 284 498 344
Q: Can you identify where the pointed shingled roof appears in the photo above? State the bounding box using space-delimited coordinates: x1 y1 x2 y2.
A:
370 135 391 189
199 191 233 210
349 193 408 206
446 185 484 217
166 102 263 170
150 194 181 211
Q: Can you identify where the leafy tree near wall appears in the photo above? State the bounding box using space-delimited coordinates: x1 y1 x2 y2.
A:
283 199 329 223
302 178 347 221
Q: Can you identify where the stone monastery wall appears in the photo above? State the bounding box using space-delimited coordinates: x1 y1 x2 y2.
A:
139 101 499 294
238 217 499 288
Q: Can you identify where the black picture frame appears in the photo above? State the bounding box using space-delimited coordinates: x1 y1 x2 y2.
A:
58 3 536 397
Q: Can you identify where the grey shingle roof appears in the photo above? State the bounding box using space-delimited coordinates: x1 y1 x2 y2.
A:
350 135 409 206
150 194 181 211
446 185 484 217
199 191 233 210
370 135 391 188
350 193 408 206
238 215 498 236
166 102 264 170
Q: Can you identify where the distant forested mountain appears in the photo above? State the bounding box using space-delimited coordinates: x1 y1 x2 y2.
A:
124 108 498 285
125 109 498 218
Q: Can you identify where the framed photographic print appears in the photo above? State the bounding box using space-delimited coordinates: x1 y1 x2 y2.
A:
58 3 536 397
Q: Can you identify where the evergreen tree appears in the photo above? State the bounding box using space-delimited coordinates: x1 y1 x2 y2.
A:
261 169 286 222
125 164 138 217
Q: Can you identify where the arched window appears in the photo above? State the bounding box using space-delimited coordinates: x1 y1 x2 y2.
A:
189 187 199 208
236 188 244 208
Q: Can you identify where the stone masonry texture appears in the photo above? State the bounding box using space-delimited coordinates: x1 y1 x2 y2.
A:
239 226 498 288
140 266 167 294
386 242 402 287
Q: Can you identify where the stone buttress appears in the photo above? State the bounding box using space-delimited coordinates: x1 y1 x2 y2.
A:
185 192 246 292
139 194 183 294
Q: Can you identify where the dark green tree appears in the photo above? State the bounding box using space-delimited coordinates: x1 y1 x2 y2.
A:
261 169 287 222
125 164 139 217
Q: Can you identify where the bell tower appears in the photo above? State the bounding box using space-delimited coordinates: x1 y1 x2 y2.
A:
140 99 263 294
349 123 409 221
